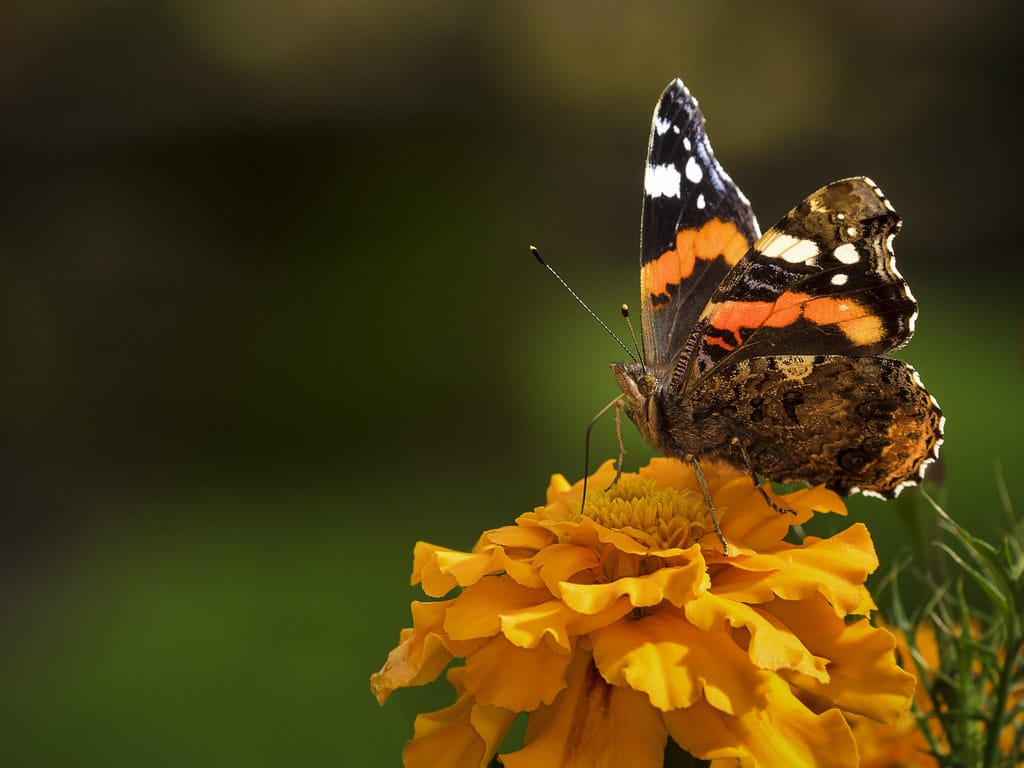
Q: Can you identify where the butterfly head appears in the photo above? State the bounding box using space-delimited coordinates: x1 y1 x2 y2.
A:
611 361 666 449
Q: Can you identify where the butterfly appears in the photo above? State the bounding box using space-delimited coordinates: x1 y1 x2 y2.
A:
610 79 944 550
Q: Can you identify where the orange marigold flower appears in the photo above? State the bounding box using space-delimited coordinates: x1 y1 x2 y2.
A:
372 458 916 768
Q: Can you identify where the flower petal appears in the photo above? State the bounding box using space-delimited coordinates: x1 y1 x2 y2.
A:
414 543 497 596
684 591 827 682
560 555 708 614
532 542 602 593
479 523 554 551
769 597 916 722
501 649 667 768
591 607 761 714
713 523 878 616
444 575 550 641
641 457 741 493
664 672 859 768
371 600 460 704
403 669 517 768
503 600 577 651
463 633 572 711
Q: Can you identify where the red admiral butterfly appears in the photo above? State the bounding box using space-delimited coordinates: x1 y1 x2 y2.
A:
611 79 944 548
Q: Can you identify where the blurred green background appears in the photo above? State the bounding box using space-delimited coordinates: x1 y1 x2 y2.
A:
2 2 1022 765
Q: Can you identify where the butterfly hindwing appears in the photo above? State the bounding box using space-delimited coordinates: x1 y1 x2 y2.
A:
640 79 760 369
690 354 944 497
675 177 917 390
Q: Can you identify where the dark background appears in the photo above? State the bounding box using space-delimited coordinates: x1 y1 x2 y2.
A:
2 2 1022 765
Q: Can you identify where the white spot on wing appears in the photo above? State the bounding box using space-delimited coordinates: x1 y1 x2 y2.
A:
696 193 706 210
759 232 819 264
830 273 848 286
833 243 860 265
683 136 692 151
654 116 672 136
645 163 682 198
684 155 703 183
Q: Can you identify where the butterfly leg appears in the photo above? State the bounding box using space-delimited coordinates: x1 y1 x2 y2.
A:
604 398 628 491
689 457 729 556
730 437 796 516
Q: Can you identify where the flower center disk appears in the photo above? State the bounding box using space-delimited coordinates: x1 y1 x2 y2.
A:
578 477 708 550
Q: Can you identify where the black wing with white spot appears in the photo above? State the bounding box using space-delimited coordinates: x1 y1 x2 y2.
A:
638 79 760 369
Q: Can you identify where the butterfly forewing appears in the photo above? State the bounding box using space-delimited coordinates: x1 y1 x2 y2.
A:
640 79 760 369
678 177 918 391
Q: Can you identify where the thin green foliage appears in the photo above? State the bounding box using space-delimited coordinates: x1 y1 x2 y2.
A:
885 482 1024 768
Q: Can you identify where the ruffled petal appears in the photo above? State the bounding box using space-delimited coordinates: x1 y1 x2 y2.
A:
371 600 458 704
719 481 846 552
463 634 572 711
403 669 517 768
640 457 740 494
414 543 497 596
548 516 659 557
478 523 554 551
684 591 827 682
418 537 553 595
532 542 602 593
664 672 859 768
712 523 878 615
559 554 708 614
501 649 667 768
565 565 708 618
769 597 915 722
501 599 576 650
591 607 761 714
444 575 550 641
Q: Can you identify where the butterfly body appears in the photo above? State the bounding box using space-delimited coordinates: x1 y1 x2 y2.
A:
614 79 943 501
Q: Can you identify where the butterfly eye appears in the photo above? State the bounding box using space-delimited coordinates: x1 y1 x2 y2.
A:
638 374 658 397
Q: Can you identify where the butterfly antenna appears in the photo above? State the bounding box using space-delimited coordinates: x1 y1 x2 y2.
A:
620 304 645 367
530 245 637 362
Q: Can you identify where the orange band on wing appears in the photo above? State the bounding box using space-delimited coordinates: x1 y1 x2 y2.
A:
708 291 885 346
802 295 885 345
642 218 750 302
